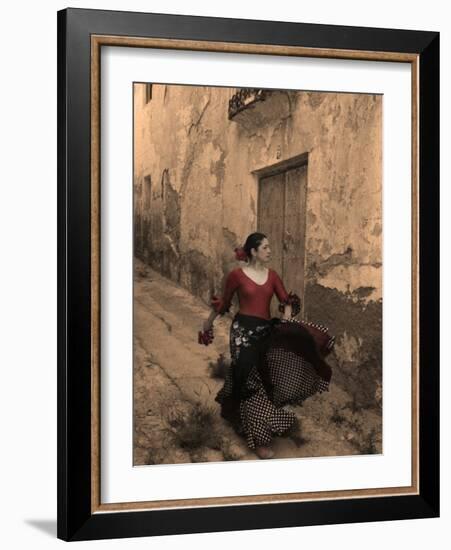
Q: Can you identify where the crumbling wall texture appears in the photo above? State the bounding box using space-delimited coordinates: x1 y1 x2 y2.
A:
134 84 382 408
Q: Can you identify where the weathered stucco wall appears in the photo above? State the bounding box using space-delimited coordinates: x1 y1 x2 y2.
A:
134 83 382 408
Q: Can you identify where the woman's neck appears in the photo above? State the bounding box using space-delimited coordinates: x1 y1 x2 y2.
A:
247 259 267 271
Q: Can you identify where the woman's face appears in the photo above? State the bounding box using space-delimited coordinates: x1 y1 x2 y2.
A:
252 238 271 263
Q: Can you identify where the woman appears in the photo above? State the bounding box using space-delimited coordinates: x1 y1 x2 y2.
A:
200 232 334 459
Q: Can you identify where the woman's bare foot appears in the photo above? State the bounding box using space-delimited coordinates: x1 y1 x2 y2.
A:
255 446 274 459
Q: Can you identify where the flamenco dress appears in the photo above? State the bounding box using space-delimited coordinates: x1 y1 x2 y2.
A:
211 267 334 450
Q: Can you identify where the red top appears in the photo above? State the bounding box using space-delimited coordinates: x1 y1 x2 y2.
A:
211 267 290 320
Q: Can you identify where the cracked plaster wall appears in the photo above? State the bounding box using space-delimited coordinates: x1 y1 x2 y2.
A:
134 84 382 406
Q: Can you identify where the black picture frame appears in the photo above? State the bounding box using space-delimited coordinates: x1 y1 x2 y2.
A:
57 7 439 542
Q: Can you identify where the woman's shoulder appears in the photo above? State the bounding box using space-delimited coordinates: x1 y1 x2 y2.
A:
225 267 243 282
268 268 280 279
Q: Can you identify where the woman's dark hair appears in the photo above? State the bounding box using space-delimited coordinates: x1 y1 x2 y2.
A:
243 232 267 259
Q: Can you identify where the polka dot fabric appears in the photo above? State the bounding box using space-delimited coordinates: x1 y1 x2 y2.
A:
240 369 299 448
215 313 332 450
266 348 330 408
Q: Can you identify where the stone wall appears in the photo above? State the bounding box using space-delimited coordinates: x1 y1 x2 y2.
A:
134 83 382 408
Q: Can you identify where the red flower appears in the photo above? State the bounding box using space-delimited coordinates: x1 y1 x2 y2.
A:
234 247 248 262
278 292 301 317
198 329 214 346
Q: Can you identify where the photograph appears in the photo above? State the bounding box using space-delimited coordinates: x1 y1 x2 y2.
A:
132 82 383 465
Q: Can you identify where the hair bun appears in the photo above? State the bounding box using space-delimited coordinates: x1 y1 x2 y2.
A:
234 246 248 262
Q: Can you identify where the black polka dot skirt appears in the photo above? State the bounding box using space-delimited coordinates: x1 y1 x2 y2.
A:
215 313 332 450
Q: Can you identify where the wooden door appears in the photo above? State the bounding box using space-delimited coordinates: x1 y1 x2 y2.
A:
258 172 284 277
258 163 307 317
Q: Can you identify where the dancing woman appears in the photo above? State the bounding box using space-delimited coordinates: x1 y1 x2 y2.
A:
200 232 334 459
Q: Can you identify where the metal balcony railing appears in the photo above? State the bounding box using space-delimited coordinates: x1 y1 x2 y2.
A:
228 88 270 120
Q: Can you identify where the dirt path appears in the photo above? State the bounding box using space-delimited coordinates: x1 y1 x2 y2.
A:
133 259 380 465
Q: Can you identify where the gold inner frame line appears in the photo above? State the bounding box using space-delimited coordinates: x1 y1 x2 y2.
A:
90 34 420 514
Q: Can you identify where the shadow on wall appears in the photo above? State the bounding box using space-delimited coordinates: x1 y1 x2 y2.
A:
305 282 382 411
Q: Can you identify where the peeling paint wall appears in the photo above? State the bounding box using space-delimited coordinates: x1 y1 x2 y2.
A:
134 84 382 408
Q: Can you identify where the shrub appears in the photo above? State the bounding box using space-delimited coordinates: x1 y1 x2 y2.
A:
164 400 220 451
357 428 380 454
330 405 347 425
208 353 228 379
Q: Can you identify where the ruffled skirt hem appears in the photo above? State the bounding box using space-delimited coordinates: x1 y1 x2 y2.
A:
215 313 332 450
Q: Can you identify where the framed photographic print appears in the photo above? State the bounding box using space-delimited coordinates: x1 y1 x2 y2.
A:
57 7 439 541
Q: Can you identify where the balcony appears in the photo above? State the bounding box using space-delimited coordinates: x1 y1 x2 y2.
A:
228 88 270 120
228 88 294 131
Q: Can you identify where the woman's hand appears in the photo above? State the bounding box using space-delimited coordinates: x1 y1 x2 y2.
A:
198 309 218 345
282 303 292 320
199 320 214 346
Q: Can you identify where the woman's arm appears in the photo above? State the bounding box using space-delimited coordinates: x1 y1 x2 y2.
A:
203 309 219 331
272 270 289 303
272 270 300 319
204 270 239 329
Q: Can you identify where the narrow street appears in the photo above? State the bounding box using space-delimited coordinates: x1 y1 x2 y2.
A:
133 258 375 466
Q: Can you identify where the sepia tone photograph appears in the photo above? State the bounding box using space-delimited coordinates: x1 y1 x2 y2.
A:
132 82 382 465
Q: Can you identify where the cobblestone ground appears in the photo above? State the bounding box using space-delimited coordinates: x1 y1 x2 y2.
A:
133 258 382 466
